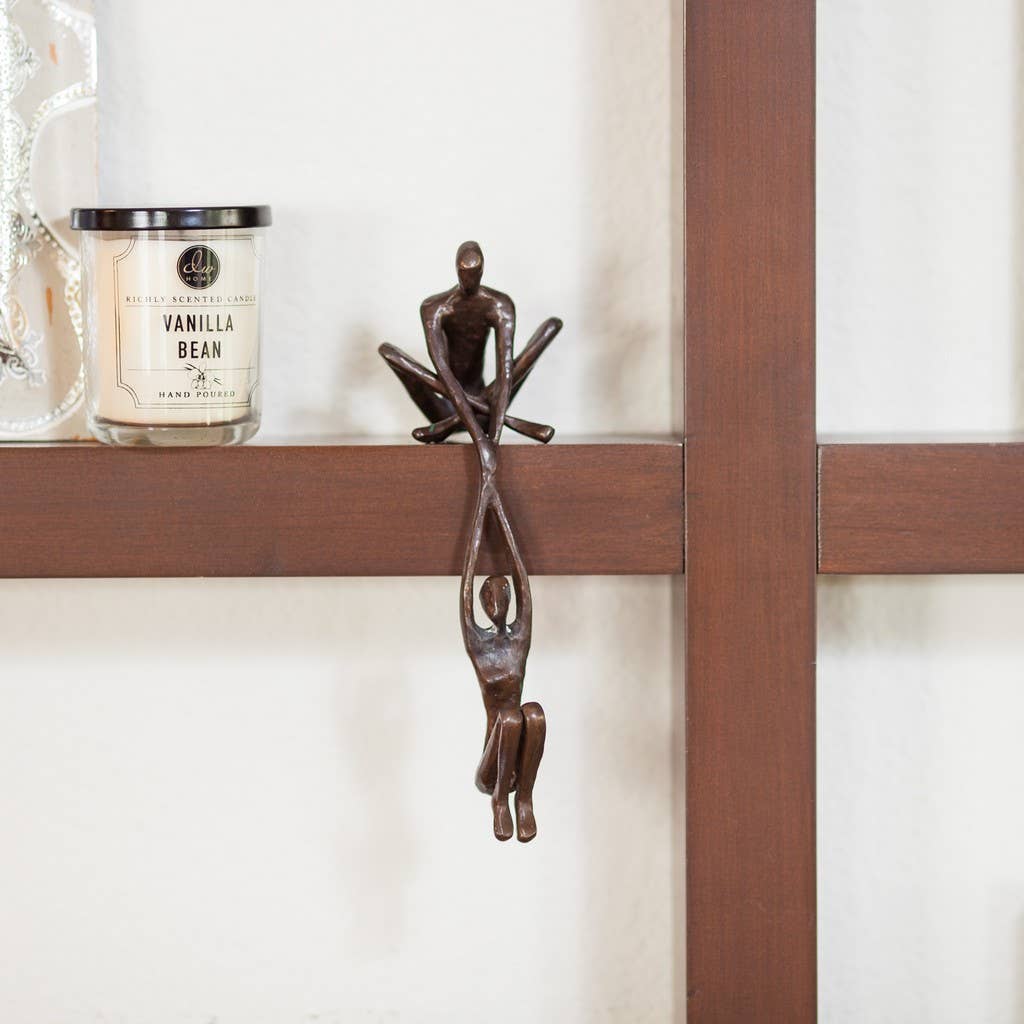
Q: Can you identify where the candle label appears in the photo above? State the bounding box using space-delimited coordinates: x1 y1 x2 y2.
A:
110 235 261 410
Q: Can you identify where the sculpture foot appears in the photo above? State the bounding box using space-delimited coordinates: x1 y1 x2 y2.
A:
515 796 537 843
412 422 460 444
492 797 514 841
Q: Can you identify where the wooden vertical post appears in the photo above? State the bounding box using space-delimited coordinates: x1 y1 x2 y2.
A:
684 2 817 1020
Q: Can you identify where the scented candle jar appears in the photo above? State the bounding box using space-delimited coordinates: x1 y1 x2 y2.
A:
70 206 271 446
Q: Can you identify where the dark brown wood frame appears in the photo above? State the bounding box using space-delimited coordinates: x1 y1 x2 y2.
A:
1 3 1017 1019
684 2 817 1019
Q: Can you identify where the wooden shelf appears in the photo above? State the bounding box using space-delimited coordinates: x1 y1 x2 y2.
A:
0 439 684 579
818 443 1024 574
7 437 1022 579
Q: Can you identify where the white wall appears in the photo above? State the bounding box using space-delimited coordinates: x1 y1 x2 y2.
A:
819 2 1024 1022
0 2 675 1022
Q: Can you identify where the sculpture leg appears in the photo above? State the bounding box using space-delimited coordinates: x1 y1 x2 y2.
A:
411 318 562 443
475 712 521 793
514 701 546 843
508 317 562 403
475 716 499 794
378 343 456 426
489 707 523 842
412 414 472 444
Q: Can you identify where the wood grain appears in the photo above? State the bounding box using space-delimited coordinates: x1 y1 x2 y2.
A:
819 443 1024 574
0 442 683 578
684 1 818 1020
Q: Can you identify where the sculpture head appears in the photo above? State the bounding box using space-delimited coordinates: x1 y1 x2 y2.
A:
480 574 511 629
456 240 484 295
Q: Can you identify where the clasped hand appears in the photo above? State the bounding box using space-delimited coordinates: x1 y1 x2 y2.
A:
476 435 499 482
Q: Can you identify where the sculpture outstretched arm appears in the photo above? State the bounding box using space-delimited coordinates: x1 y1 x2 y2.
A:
461 479 493 646
491 486 532 637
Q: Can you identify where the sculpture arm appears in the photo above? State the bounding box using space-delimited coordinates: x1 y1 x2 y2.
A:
491 487 532 637
423 303 494 471
461 479 493 646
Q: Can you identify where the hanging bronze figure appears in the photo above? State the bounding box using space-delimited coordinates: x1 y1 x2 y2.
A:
379 240 560 841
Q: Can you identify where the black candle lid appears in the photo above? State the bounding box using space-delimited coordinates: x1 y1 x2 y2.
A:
70 206 272 231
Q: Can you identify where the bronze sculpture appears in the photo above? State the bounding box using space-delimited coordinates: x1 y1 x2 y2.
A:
379 241 559 841
463 480 546 842
379 240 560 446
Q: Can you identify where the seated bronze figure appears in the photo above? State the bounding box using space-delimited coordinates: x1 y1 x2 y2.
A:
379 240 560 447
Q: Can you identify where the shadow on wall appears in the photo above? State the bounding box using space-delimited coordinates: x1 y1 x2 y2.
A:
1016 0 1024 428
1016 911 1024 1023
331 658 417 958
580 1 671 432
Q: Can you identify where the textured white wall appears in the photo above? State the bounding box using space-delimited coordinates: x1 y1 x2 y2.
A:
0 2 674 1022
819 2 1024 1022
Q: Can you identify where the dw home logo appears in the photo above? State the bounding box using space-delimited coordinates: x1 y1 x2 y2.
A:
177 245 221 289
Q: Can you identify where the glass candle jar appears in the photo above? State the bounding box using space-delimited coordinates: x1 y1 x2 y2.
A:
70 206 271 446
